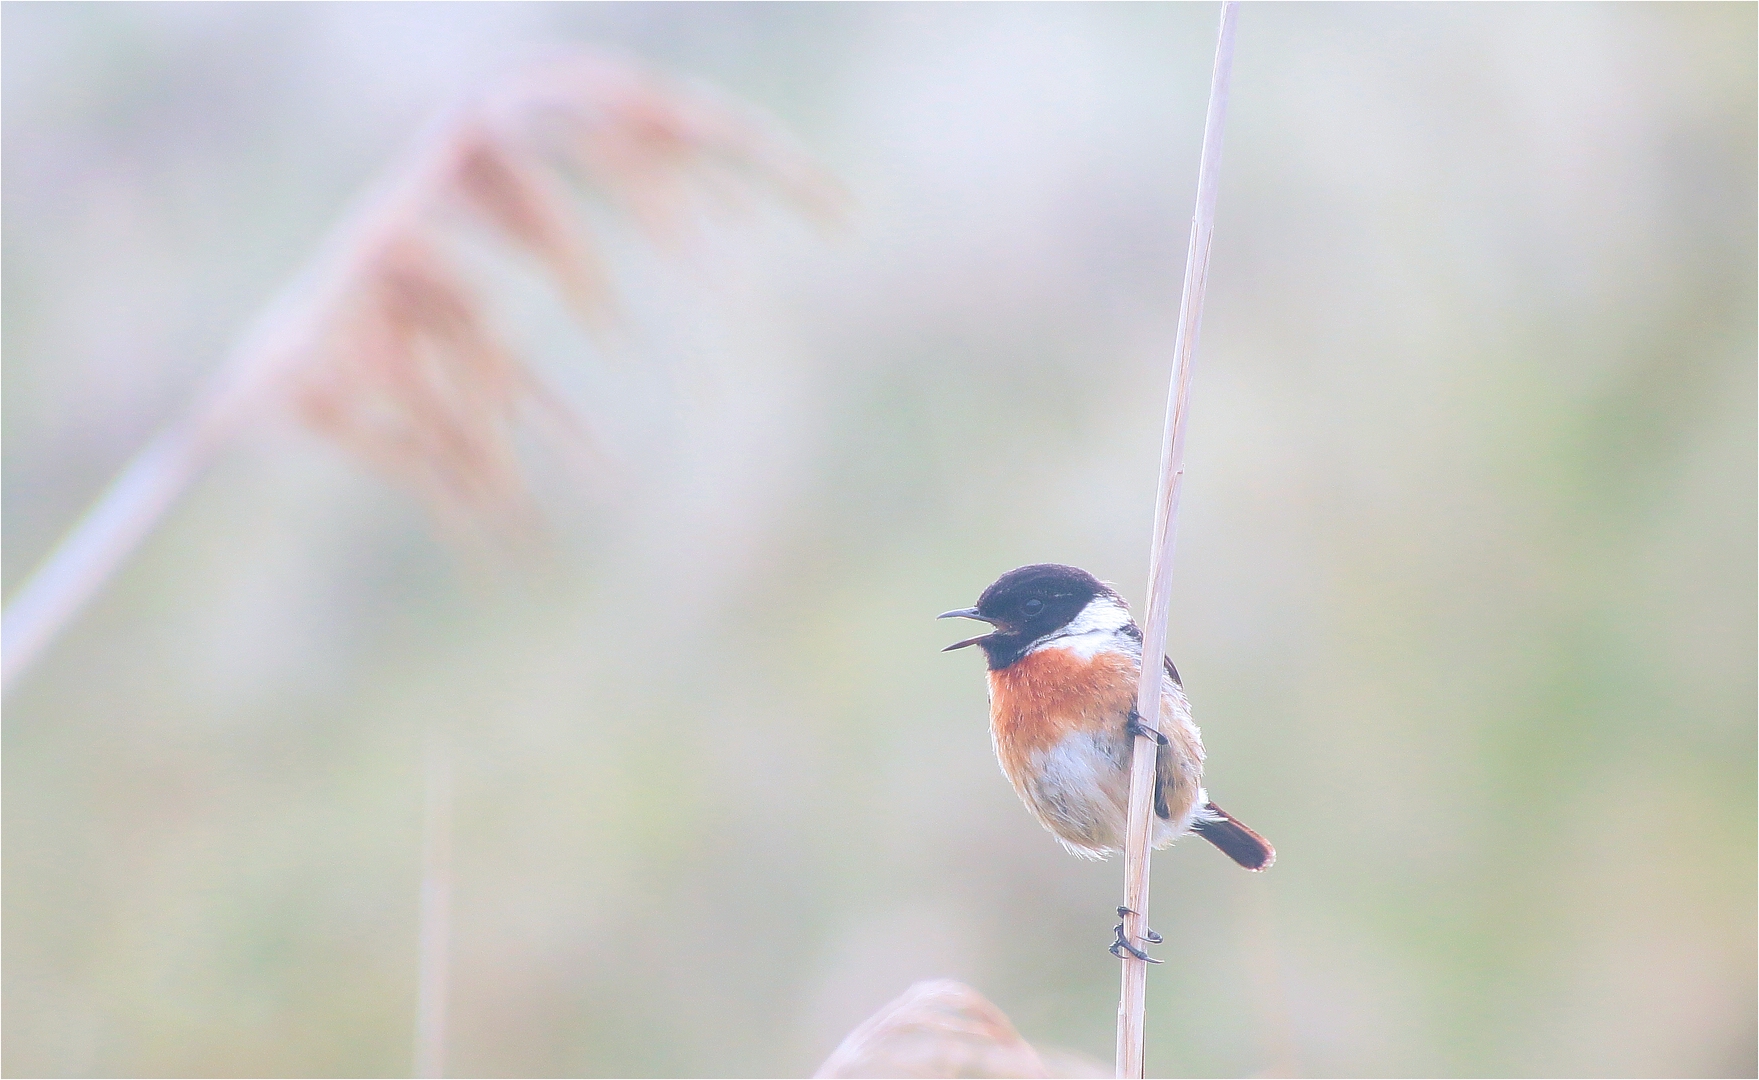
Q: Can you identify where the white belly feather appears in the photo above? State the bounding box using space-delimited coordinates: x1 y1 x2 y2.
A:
1020 701 1209 859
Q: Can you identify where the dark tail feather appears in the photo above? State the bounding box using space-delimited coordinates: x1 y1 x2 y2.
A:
1192 802 1275 871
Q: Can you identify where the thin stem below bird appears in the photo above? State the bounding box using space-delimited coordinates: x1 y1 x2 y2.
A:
1116 4 1238 1078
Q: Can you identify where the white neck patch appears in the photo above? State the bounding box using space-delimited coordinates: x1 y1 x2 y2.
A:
1028 593 1136 660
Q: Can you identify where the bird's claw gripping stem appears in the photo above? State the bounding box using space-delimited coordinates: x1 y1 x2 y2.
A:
1126 709 1169 746
1110 906 1163 963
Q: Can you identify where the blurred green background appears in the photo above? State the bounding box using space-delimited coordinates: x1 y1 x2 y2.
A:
4 3 1754 1077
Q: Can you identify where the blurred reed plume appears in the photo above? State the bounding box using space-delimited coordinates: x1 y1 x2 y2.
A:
292 53 842 526
1 49 840 691
814 979 1088 1079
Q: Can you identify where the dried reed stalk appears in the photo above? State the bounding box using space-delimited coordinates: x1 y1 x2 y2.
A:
0 51 839 694
1116 5 1239 1078
814 979 1050 1079
415 734 453 1080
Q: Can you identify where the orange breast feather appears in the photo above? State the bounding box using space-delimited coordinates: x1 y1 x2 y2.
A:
987 648 1138 786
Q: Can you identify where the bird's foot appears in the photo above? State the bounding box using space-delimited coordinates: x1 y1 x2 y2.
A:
1110 906 1163 963
1125 710 1169 746
1117 906 1164 944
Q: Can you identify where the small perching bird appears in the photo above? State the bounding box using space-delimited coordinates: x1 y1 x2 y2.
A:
941 564 1273 872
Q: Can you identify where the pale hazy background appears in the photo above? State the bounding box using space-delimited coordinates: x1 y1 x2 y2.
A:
4 3 1754 1077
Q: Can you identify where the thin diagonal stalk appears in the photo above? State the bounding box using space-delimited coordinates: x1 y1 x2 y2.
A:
1 425 214 690
1116 4 1238 1077
0 125 450 695
3 53 840 697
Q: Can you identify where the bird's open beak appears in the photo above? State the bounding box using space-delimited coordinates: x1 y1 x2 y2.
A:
938 607 996 651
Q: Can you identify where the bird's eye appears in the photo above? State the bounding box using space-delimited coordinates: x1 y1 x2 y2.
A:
1022 598 1044 616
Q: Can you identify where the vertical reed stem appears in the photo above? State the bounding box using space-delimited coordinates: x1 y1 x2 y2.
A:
415 734 454 1079
1116 5 1238 1076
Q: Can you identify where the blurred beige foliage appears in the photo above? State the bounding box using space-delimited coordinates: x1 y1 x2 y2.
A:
290 52 841 528
814 979 1052 1079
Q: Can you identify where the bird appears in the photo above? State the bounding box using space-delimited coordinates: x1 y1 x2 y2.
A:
940 563 1274 877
